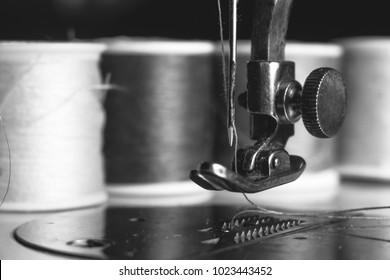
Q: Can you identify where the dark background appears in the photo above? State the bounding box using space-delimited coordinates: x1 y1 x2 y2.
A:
0 0 386 42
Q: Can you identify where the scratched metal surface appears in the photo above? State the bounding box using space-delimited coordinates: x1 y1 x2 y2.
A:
14 205 390 259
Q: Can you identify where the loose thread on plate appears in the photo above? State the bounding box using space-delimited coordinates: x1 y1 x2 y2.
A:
233 131 390 227
230 199 390 230
229 109 390 223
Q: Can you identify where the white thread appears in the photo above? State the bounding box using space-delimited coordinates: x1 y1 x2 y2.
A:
229 205 390 231
0 113 11 208
0 43 107 211
217 0 228 106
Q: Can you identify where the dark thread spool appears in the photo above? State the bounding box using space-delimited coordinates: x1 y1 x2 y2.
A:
101 40 215 184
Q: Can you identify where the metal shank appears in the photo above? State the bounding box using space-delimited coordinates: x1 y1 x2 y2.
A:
251 0 293 61
247 61 295 119
235 0 301 182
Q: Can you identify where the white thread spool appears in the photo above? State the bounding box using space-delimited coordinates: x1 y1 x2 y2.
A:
337 37 390 182
0 42 107 212
283 42 343 205
213 41 343 209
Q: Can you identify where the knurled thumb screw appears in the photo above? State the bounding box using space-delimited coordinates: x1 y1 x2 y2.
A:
301 67 347 138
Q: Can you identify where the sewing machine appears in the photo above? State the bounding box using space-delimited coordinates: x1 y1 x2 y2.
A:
190 0 347 194
1 0 390 261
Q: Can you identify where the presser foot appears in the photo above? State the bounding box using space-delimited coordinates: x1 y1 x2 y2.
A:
189 155 305 194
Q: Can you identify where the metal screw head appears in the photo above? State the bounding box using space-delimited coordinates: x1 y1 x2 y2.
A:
302 67 347 138
276 80 303 124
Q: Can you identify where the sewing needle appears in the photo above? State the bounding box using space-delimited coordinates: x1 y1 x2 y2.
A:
228 0 238 147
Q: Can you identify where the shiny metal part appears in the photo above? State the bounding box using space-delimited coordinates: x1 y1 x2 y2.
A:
17 205 390 259
235 0 305 189
190 0 346 194
14 205 390 260
14 205 347 259
189 159 304 193
251 0 293 61
302 67 347 138
191 0 304 193
276 80 303 124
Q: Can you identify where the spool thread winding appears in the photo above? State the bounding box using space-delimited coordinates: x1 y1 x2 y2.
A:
102 43 215 184
0 43 107 211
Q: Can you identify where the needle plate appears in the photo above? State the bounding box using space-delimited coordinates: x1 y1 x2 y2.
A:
12 205 347 259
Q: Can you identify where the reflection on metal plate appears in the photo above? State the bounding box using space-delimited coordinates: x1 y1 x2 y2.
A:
14 206 390 259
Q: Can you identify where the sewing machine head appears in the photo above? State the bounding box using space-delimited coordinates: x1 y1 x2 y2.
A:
190 0 347 193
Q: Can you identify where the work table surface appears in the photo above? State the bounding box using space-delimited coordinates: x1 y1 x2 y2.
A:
1 181 390 260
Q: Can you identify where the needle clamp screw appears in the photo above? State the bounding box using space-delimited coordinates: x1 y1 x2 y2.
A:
301 67 347 138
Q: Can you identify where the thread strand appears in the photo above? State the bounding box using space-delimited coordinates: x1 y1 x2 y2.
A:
0 114 11 209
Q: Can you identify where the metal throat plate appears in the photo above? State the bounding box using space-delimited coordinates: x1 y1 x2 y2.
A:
14 205 390 259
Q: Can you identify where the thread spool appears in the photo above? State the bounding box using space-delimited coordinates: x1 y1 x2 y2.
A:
337 37 390 182
284 42 343 205
213 41 343 208
0 42 107 212
101 39 215 206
